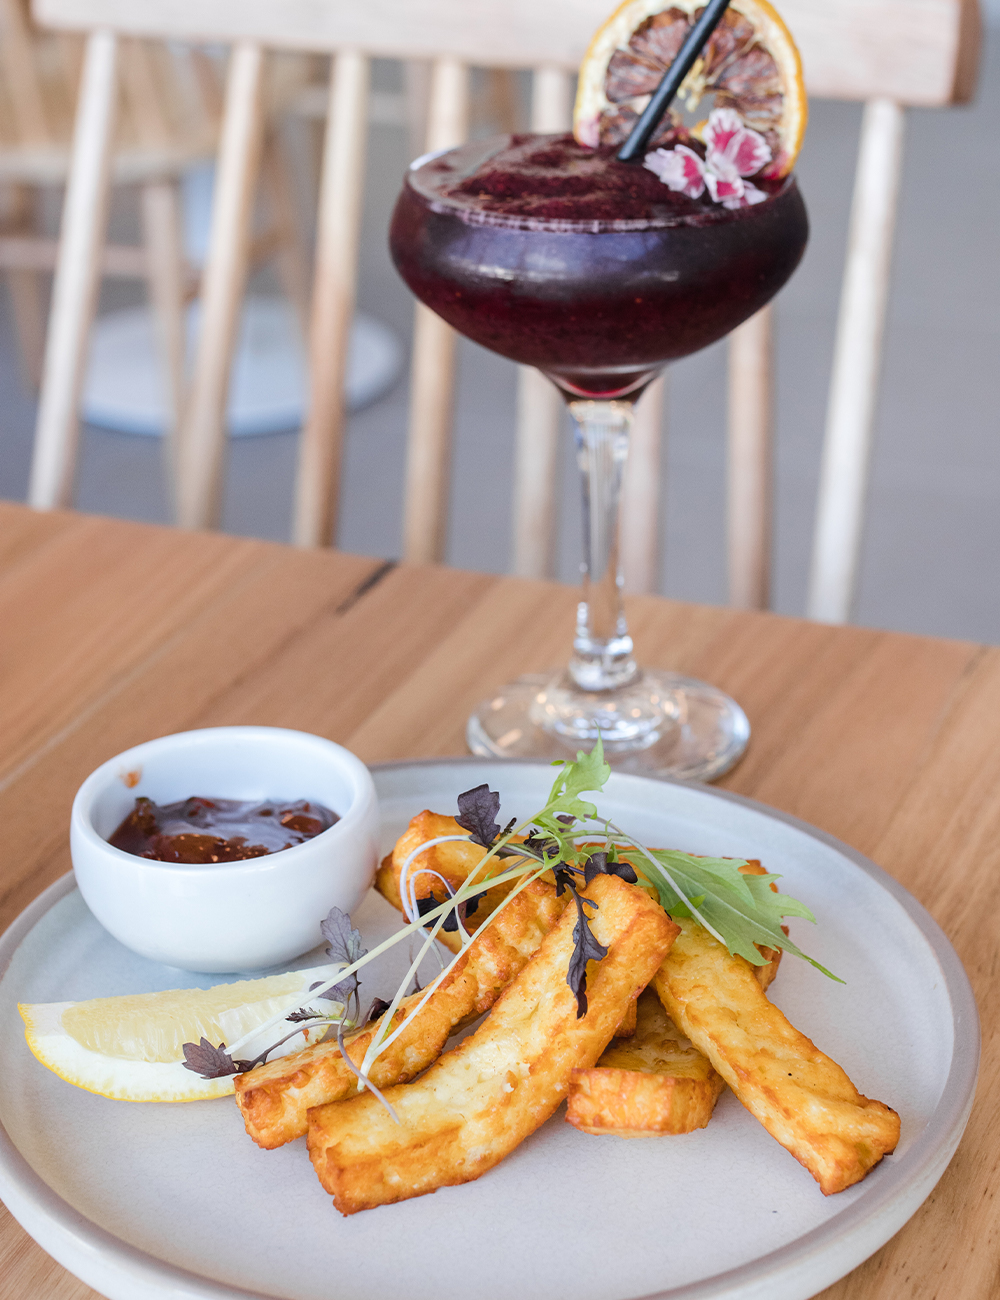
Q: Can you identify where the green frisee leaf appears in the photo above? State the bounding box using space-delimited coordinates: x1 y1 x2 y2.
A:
634 849 841 982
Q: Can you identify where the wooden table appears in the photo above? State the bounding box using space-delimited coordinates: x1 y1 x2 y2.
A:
0 500 996 1300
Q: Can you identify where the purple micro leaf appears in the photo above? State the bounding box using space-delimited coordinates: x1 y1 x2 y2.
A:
416 892 456 931
523 832 558 860
584 851 637 887
553 863 583 897
415 889 484 935
566 892 608 1019
463 888 487 917
320 907 367 1001
286 1006 323 1023
366 997 391 1024
455 784 502 849
181 1038 239 1079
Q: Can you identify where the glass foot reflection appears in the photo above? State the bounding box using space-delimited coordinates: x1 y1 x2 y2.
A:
467 671 749 782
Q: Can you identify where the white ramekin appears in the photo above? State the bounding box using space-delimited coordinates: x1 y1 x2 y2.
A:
70 726 378 973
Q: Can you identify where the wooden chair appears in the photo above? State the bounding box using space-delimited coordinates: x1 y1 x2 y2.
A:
0 0 220 466
27 0 980 628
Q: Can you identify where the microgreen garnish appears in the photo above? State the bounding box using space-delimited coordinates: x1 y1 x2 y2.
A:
334 1016 400 1124
320 907 368 1014
213 738 837 1109
583 850 637 887
455 783 502 848
285 1007 322 1023
627 846 841 982
366 997 391 1023
417 887 488 933
564 889 607 1018
182 906 371 1082
182 1039 243 1078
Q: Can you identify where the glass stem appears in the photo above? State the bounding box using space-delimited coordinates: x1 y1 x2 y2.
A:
567 399 639 692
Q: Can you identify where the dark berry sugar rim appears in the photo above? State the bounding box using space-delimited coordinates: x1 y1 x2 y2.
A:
406 147 795 235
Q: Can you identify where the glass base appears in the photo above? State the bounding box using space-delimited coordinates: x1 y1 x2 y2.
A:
467 670 750 782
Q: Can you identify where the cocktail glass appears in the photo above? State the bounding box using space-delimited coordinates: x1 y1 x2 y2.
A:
390 134 808 779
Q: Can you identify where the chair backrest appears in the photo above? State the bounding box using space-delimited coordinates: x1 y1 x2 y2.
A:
27 0 980 624
0 0 217 180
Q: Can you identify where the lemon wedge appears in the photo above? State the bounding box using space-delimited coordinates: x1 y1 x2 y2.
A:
19 964 344 1102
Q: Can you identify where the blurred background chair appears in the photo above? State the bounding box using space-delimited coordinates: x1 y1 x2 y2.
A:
25 0 981 628
0 0 218 456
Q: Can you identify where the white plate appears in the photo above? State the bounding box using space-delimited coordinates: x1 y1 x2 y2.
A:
0 761 979 1300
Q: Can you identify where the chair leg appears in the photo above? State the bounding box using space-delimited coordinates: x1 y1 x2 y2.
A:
402 58 469 564
403 60 431 163
511 367 562 579
509 65 573 580
806 98 905 625
29 29 118 511
260 130 312 341
727 304 773 611
176 40 265 531
140 178 187 504
6 262 46 388
622 374 665 596
292 50 370 549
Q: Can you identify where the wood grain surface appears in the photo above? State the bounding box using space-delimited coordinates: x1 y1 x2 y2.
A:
0 501 996 1300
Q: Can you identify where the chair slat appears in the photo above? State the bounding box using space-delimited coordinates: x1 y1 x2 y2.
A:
176 40 265 529
511 64 571 579
621 374 665 595
727 305 773 610
512 368 563 578
402 57 468 564
139 178 186 480
292 49 370 548
118 36 171 146
0 0 50 145
806 98 905 624
4 185 46 386
28 28 117 509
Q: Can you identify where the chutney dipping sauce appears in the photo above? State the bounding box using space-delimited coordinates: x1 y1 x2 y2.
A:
108 796 339 864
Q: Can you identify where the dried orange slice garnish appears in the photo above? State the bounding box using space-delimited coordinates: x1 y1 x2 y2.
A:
574 0 807 178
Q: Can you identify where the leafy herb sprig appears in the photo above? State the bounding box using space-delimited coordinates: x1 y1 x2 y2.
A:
181 907 371 1081
191 740 838 1103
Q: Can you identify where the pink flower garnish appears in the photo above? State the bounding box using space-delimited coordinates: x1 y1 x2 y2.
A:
643 144 706 199
644 108 772 210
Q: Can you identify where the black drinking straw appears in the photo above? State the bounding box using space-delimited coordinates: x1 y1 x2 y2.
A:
616 0 731 162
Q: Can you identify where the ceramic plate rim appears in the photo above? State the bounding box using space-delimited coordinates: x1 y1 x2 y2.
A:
0 759 980 1300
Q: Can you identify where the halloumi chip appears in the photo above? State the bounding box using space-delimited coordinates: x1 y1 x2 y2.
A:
568 989 724 1136
567 939 784 1137
653 916 900 1194
613 997 638 1037
307 875 680 1214
375 812 521 954
235 879 565 1148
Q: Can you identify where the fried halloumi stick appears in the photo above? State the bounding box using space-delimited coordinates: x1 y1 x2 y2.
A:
567 988 724 1136
307 876 680 1214
234 879 565 1148
375 812 524 955
613 997 638 1037
653 916 900 1194
566 947 783 1138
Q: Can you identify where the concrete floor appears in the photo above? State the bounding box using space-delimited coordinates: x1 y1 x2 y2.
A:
1 27 999 643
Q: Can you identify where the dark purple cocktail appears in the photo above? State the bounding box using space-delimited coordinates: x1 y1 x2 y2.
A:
391 133 807 399
389 131 808 778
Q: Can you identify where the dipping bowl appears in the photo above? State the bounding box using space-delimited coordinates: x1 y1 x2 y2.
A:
70 726 378 972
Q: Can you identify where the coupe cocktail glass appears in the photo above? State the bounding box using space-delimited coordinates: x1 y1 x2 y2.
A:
390 133 808 778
